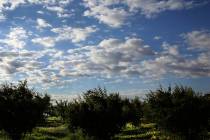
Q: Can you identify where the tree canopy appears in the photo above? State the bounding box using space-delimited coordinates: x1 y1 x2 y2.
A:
0 81 50 140
146 86 210 140
67 88 142 140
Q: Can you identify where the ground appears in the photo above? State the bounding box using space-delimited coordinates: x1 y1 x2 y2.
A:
0 117 209 140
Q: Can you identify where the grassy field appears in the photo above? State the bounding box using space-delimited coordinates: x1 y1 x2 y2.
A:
0 117 182 140
0 117 209 140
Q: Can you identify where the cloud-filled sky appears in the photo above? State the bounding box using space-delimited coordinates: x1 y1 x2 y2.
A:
0 0 210 97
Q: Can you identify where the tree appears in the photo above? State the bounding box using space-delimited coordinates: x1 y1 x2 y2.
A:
122 97 142 126
55 100 69 122
146 86 210 140
0 81 50 140
68 88 142 140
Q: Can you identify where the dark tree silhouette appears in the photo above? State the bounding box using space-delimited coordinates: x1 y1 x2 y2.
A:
67 88 142 140
0 81 50 140
122 97 142 126
146 86 210 140
55 100 69 122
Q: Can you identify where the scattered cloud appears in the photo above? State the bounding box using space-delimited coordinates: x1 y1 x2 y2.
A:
51 26 97 43
83 0 205 27
83 0 129 28
45 6 72 18
183 30 210 50
0 27 28 49
0 0 26 21
51 37 210 81
32 37 56 47
37 10 44 14
0 49 44 80
32 26 97 47
54 37 155 78
123 0 196 18
36 18 52 29
142 42 210 79
0 0 72 20
154 36 162 40
0 0 209 92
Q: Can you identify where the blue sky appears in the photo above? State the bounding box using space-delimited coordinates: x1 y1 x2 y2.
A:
0 0 210 98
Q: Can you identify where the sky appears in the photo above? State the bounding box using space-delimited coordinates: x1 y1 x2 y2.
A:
0 0 210 98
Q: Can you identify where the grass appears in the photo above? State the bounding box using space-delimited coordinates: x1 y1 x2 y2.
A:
0 118 210 140
23 117 69 140
114 123 161 140
0 117 69 140
0 117 95 140
25 125 68 140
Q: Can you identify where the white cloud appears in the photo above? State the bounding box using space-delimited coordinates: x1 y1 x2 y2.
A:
36 18 52 29
31 26 97 47
52 37 155 78
0 46 69 88
141 41 210 79
0 0 73 21
45 6 72 18
183 30 210 50
52 26 97 43
37 10 44 14
32 37 56 47
83 0 205 27
0 14 6 21
27 0 72 6
154 36 162 40
0 49 44 82
83 3 129 28
123 0 195 18
53 37 210 81
91 38 154 64
29 0 72 18
0 27 28 49
46 6 65 13
0 0 26 21
0 0 26 10
1 27 210 88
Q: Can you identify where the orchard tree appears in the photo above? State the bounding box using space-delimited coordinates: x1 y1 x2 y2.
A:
122 97 142 126
55 100 69 122
146 86 210 140
0 81 50 140
68 88 142 140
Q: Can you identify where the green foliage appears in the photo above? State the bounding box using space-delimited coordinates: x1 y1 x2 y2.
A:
23 117 68 140
0 81 50 140
146 85 210 140
115 123 160 140
67 88 142 140
55 100 70 122
122 97 142 126
63 129 95 140
0 82 209 140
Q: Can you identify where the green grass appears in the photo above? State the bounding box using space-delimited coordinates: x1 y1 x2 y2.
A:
114 123 161 140
0 118 210 140
0 117 95 140
25 125 68 140
0 117 69 140
23 117 69 140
